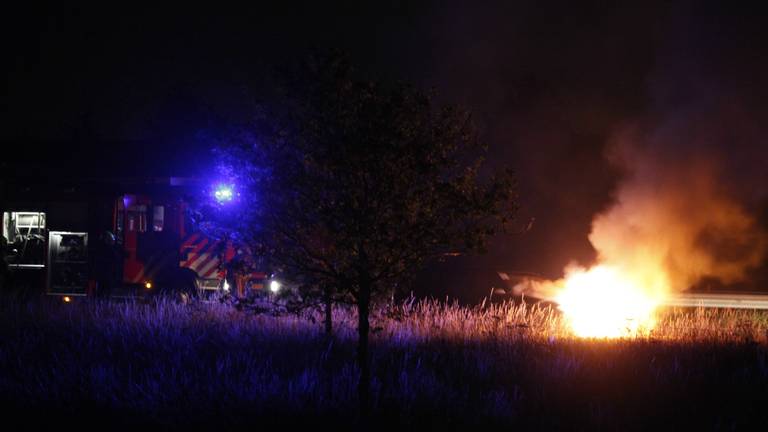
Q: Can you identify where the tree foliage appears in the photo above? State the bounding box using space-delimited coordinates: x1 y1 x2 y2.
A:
211 52 517 414
215 54 516 298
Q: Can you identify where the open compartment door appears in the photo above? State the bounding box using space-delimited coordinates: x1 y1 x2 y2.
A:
47 231 89 295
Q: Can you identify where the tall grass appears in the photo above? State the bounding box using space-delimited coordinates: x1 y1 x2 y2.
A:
1 296 767 429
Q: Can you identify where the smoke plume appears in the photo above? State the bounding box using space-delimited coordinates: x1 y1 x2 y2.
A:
588 124 767 295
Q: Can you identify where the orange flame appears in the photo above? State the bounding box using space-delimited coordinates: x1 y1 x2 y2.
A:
547 137 765 338
554 264 662 337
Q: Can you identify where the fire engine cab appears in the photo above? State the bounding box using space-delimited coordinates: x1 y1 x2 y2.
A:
0 176 266 299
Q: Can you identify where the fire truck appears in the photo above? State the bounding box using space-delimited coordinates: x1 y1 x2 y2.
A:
0 176 267 300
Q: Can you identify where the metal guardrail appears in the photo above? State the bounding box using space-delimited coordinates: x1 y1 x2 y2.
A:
664 293 768 310
8 264 45 269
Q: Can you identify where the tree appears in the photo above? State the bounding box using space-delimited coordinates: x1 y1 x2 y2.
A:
212 53 517 417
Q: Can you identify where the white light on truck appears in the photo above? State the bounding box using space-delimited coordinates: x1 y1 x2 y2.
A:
269 280 281 293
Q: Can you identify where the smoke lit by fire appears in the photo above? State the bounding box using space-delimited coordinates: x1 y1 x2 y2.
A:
545 134 766 338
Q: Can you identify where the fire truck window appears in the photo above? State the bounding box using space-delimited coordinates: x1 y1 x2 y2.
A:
127 205 147 233
153 206 164 232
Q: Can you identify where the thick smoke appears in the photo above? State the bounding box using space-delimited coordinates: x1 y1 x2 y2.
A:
582 2 768 295
588 121 767 295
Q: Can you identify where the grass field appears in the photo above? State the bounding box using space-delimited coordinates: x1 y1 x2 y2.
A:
1 296 767 430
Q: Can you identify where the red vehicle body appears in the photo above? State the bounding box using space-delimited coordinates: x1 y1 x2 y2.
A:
117 192 266 296
1 176 265 298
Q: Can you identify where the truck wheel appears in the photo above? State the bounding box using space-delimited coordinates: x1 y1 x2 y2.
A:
177 268 200 300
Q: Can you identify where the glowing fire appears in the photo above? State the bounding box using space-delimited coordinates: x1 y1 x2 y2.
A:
528 128 767 338
554 265 663 338
542 140 765 338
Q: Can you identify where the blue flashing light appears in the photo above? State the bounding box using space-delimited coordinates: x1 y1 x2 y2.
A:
214 184 235 203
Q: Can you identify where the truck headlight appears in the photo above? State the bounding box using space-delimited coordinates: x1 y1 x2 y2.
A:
269 280 281 293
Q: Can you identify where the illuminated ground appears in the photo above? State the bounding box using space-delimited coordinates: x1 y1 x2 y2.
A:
1 297 767 429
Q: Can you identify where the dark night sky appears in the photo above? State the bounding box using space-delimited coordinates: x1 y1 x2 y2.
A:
3 2 768 298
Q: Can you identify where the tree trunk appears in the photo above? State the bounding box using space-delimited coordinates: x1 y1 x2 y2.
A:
321 289 333 405
357 278 371 420
324 285 333 335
